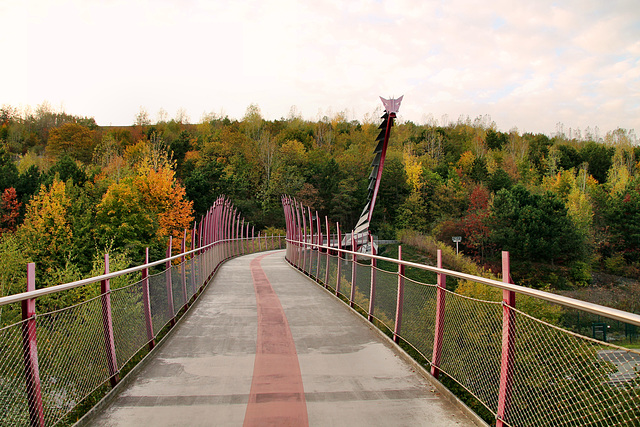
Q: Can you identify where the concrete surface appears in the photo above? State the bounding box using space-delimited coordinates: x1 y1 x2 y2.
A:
80 250 481 426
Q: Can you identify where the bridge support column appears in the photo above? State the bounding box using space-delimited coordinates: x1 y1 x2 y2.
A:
393 246 405 343
21 263 44 427
101 254 120 388
496 251 516 427
431 250 446 378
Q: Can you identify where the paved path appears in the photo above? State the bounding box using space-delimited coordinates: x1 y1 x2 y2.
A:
82 250 479 426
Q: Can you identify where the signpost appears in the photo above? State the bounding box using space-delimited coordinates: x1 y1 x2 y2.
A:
452 236 462 255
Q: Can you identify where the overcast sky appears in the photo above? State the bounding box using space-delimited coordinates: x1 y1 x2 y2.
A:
2 0 639 135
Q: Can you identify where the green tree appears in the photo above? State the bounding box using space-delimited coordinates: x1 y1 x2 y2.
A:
580 141 614 184
488 185 584 264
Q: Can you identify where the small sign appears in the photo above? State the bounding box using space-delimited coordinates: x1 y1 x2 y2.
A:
452 236 462 243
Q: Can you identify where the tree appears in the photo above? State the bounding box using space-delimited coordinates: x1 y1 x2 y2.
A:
47 123 96 163
461 185 491 260
486 129 508 150
0 148 19 192
0 188 21 234
580 141 614 184
488 185 584 264
17 179 74 280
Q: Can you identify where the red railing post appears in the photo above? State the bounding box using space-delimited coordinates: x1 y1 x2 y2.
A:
301 206 307 272
101 254 119 388
431 249 446 378
336 222 342 295
181 229 189 308
368 234 376 322
393 246 405 343
496 251 516 427
324 216 330 288
251 226 255 254
241 219 246 255
316 212 321 276
21 263 44 427
190 225 197 296
166 237 175 326
141 247 155 350
350 233 357 307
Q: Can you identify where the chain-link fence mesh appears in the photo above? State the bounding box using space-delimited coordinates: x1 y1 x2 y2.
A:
285 242 640 426
37 296 111 425
0 320 31 426
0 232 278 426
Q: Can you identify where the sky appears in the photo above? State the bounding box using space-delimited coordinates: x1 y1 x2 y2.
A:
2 0 639 136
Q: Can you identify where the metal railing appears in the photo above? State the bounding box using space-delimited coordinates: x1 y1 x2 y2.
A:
282 196 640 427
0 196 285 427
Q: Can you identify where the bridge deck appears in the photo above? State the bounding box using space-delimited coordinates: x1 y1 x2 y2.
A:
81 250 480 426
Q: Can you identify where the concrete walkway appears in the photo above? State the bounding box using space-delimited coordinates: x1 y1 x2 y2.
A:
81 250 480 426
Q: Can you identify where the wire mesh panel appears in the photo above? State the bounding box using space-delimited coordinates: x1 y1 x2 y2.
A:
171 263 185 314
506 308 640 426
372 266 398 332
353 262 371 313
397 277 438 362
316 251 327 286
337 257 352 300
0 320 30 426
148 271 171 336
111 282 147 368
37 297 111 425
325 254 338 292
308 250 318 279
438 292 503 414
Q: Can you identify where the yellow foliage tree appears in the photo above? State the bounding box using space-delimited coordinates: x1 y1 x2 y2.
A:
18 179 73 275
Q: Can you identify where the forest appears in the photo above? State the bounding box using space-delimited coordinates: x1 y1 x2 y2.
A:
1 102 639 309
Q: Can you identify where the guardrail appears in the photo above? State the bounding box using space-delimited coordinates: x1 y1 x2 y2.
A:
0 197 284 427
282 195 640 427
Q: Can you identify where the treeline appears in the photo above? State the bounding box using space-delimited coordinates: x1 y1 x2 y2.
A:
1 103 639 301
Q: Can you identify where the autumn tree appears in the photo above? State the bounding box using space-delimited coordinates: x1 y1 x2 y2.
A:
47 123 96 163
0 188 21 234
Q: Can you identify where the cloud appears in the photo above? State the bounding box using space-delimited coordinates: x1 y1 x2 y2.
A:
1 0 638 134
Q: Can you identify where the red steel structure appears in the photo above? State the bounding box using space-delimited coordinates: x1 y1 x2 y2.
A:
352 96 403 242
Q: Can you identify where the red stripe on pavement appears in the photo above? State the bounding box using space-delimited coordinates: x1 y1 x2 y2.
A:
244 253 309 427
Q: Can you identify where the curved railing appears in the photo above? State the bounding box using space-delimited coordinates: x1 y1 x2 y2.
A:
0 197 284 427
282 195 640 427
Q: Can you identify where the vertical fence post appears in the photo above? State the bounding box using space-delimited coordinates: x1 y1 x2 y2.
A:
101 254 119 388
316 212 321 276
241 219 245 255
191 225 197 297
181 229 189 308
368 234 376 322
496 251 516 427
336 222 342 295
350 233 357 307
324 216 330 288
141 248 155 350
166 237 175 326
301 206 307 273
431 249 446 378
21 263 44 427
393 246 405 343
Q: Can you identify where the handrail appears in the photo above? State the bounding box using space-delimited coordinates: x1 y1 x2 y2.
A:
290 237 640 327
0 236 268 307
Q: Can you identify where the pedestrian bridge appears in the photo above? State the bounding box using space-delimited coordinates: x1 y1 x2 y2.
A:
1 197 639 426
